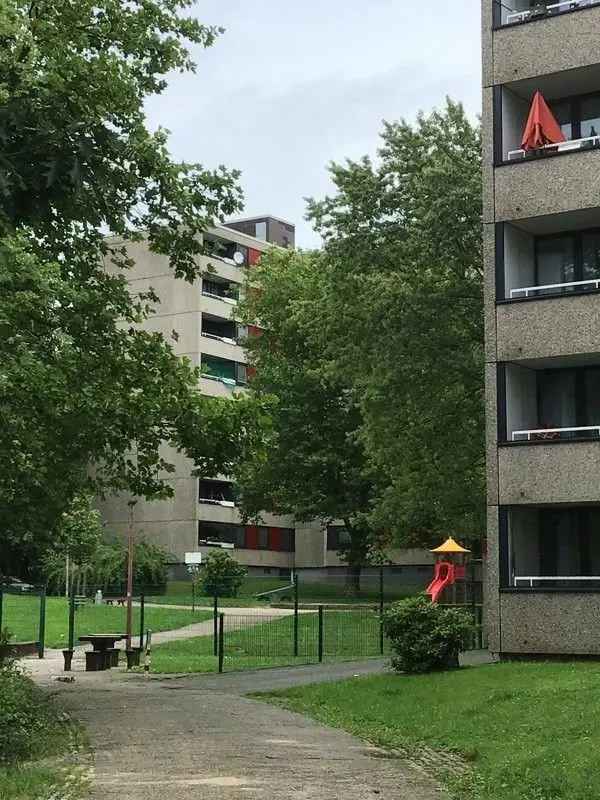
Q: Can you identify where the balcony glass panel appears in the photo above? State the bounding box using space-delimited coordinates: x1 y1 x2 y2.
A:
536 235 576 292
505 507 600 590
503 364 600 441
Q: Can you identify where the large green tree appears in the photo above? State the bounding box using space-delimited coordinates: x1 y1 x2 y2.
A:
308 100 484 547
235 249 386 586
0 0 252 576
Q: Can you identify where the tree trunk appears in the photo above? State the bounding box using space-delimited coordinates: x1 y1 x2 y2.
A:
343 521 367 597
345 562 361 596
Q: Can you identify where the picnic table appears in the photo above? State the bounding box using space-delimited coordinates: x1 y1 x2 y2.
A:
79 634 127 671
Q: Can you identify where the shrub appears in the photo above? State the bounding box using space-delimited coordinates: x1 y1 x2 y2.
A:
201 550 247 597
383 595 473 674
0 662 69 763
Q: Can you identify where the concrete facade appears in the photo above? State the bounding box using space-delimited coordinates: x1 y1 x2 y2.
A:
99 219 434 579
483 0 600 656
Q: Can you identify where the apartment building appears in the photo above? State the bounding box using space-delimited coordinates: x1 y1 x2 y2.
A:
98 215 435 582
484 0 600 655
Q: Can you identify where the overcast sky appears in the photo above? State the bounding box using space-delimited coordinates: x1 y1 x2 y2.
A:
145 1 482 248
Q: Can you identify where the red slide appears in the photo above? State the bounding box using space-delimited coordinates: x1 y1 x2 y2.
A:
426 561 456 603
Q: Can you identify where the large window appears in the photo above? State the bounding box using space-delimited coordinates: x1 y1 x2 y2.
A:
327 526 352 551
202 356 247 386
198 521 245 548
205 235 248 266
202 315 236 341
202 278 239 301
502 507 600 589
198 479 236 504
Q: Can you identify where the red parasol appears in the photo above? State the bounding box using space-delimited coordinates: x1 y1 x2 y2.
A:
521 90 566 151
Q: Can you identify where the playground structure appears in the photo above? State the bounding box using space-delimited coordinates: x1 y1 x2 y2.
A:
426 537 471 604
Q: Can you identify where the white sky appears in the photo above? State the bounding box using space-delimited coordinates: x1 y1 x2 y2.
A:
145 1 482 248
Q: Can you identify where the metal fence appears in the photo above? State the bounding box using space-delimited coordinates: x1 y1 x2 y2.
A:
211 603 485 673
0 584 46 658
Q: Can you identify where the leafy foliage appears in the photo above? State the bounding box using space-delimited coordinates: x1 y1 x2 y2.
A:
307 100 484 546
0 0 252 575
382 595 472 673
201 550 247 598
235 248 385 574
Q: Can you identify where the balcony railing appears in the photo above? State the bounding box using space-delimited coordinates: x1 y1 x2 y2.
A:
506 0 600 25
510 277 600 298
507 134 600 161
201 290 237 305
201 331 238 346
512 425 600 441
514 575 600 587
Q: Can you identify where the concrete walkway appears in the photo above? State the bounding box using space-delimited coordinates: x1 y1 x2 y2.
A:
39 659 447 800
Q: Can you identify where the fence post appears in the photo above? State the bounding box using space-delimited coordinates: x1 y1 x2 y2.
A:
213 596 218 656
318 605 323 663
139 593 145 649
379 566 385 656
37 588 46 659
218 613 224 673
192 581 195 614
68 585 76 651
293 573 299 658
0 585 3 635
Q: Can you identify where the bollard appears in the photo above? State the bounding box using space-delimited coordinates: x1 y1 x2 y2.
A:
144 630 152 678
62 649 74 672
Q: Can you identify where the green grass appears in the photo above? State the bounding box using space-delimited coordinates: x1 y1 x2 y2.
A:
256 661 600 800
151 609 389 673
2 595 212 649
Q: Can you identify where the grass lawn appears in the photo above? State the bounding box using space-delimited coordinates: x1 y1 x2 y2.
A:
2 595 212 649
256 661 600 800
151 609 389 673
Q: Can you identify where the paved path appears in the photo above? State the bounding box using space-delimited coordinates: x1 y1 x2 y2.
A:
39 659 446 800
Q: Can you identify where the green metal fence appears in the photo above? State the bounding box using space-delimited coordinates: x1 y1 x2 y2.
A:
0 585 46 658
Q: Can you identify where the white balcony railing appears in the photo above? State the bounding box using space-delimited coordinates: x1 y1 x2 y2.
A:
510 277 600 298
512 425 600 441
507 134 600 161
201 331 238 346
201 290 237 305
513 575 600 587
506 0 600 24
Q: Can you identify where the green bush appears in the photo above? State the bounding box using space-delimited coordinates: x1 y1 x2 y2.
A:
201 550 247 597
382 595 473 674
0 663 68 763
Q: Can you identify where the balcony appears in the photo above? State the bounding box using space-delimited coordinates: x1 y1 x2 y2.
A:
501 506 600 591
198 479 236 507
201 276 239 306
500 361 600 444
201 354 247 388
497 0 600 27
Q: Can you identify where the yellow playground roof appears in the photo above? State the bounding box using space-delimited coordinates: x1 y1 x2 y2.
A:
430 537 471 554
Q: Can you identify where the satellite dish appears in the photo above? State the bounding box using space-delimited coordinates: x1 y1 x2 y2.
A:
233 251 245 265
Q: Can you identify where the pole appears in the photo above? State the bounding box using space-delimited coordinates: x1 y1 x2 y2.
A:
379 565 384 656
65 554 70 599
68 585 76 652
318 605 324 663
0 586 3 636
293 573 299 658
144 630 152 678
37 588 46 659
213 596 218 656
139 593 145 650
218 613 224 673
125 500 137 652
192 581 196 614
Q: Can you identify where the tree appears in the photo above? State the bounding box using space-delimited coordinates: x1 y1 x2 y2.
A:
307 100 484 547
0 1 252 575
201 550 247 598
234 249 386 590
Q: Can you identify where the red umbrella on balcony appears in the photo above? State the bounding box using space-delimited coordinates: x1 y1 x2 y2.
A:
521 90 566 151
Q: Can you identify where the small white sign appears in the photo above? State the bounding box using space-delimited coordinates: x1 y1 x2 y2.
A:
184 552 203 565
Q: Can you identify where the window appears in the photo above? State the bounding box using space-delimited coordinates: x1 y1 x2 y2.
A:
547 93 600 143
280 529 295 553
202 279 239 301
235 363 247 386
202 355 236 382
198 479 235 504
327 526 352 551
202 315 236 340
257 527 269 550
205 236 248 266
536 235 576 290
529 228 600 297
496 0 600 27
198 521 245 548
255 221 267 241
503 507 600 589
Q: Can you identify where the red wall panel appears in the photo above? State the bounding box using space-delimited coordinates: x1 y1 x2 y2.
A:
245 526 258 550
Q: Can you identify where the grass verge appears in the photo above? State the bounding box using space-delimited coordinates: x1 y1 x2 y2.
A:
151 610 389 673
0 663 87 800
255 661 600 800
3 595 212 648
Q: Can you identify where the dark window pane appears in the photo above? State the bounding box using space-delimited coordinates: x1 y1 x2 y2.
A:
326 526 352 551
536 236 576 289
538 370 577 430
198 521 245 547
198 479 235 503
202 356 236 382
549 101 572 141
584 369 600 428
581 232 600 282
257 527 269 550
280 529 295 552
581 96 600 139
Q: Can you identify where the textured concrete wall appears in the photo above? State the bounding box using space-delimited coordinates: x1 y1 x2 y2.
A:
485 363 499 506
497 294 600 361
199 333 246 364
495 150 600 221
197 546 293 569
499 592 600 654
295 524 327 568
493 8 600 85
486 506 501 654
499 442 600 505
